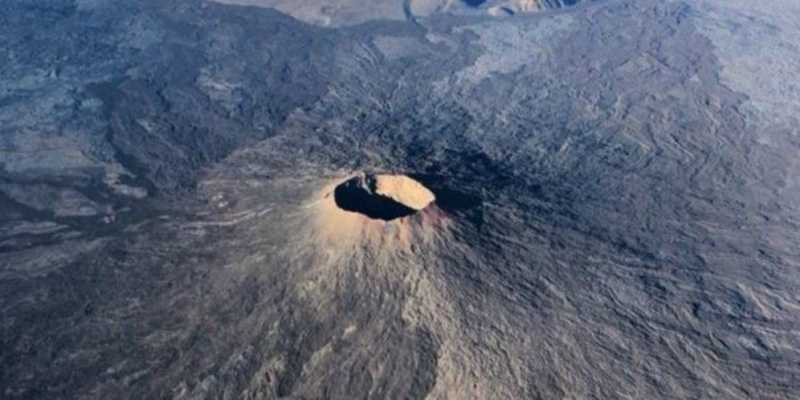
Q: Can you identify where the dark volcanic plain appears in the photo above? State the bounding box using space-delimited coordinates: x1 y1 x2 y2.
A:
1 0 799 399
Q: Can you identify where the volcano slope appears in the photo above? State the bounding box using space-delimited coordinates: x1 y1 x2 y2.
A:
1 0 800 399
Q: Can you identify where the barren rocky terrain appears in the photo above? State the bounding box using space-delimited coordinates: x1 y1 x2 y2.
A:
211 0 583 26
1 0 799 399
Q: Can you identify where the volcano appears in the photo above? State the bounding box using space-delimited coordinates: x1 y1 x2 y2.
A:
2 0 799 399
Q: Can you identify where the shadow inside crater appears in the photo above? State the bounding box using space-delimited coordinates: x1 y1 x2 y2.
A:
334 177 418 221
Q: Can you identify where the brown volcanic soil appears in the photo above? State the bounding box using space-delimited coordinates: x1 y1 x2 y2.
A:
311 174 446 250
372 175 436 211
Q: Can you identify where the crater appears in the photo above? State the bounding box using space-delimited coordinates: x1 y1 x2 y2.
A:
334 174 436 221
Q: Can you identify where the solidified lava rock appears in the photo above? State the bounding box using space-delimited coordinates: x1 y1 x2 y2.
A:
334 174 435 221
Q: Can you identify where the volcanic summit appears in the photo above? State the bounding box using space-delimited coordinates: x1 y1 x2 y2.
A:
311 173 444 249
334 174 435 221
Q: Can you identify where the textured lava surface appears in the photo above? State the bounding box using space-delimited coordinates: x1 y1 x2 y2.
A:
1 0 799 399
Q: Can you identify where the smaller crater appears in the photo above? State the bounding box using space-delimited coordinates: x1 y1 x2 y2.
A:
334 174 435 221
